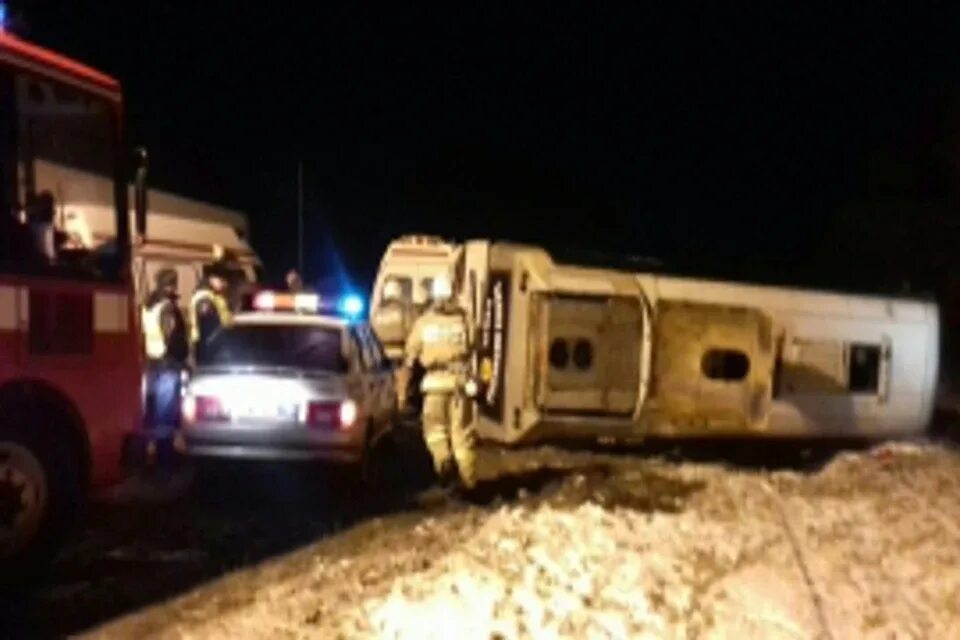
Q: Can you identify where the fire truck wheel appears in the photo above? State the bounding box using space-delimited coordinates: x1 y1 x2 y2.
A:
0 408 82 580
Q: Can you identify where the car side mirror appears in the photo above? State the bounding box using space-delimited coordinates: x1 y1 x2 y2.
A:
133 147 149 239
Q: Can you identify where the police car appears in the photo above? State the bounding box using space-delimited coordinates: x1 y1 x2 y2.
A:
180 291 396 476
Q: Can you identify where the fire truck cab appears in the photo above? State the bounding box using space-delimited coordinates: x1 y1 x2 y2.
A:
0 32 142 569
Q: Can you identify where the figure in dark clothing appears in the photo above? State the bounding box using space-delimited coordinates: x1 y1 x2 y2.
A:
142 268 189 465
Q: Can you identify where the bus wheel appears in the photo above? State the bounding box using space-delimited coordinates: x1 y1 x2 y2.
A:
0 411 82 578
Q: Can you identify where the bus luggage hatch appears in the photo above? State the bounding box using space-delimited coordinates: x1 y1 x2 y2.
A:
649 301 774 432
535 295 643 416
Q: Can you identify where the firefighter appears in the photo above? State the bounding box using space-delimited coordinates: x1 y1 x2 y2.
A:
401 275 478 489
142 267 189 464
190 264 232 363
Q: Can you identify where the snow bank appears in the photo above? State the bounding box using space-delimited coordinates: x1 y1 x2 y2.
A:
88 443 960 639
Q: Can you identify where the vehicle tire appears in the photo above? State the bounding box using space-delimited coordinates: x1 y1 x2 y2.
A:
0 405 83 580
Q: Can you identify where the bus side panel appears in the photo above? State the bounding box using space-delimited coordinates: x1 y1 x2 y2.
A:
643 301 774 435
766 313 935 437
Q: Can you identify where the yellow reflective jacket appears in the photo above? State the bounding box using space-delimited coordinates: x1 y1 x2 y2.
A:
142 299 170 360
405 304 470 392
189 288 231 345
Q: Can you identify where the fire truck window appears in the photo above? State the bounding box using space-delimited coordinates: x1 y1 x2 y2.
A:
848 343 881 393
549 338 570 369
702 349 750 381
572 339 594 370
16 75 115 175
0 72 18 268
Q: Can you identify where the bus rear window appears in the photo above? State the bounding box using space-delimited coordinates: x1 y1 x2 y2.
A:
204 325 347 372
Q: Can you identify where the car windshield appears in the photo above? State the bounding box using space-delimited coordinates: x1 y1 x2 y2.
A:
204 324 346 372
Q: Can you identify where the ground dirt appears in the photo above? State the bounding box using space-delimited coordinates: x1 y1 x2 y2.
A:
73 434 960 640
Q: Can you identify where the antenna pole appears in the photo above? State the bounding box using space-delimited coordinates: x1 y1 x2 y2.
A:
297 161 304 273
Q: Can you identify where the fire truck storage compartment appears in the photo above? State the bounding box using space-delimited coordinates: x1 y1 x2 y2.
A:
533 293 643 417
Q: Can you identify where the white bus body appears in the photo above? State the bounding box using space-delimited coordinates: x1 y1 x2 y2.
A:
373 237 940 444
35 160 261 308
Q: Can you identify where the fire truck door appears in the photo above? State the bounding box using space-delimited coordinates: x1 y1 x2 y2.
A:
648 300 775 432
535 294 643 416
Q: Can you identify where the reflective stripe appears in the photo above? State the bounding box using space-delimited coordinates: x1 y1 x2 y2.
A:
189 289 231 343
142 300 169 359
0 286 15 330
0 288 128 333
17 288 28 328
94 292 128 333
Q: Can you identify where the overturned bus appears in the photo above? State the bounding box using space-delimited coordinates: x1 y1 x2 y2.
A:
372 237 940 444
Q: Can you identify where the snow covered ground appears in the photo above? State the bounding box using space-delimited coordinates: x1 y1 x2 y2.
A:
87 440 960 639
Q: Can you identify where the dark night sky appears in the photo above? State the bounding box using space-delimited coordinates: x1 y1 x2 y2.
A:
9 2 960 293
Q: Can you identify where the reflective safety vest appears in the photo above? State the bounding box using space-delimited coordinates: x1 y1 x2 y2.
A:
405 306 470 393
189 288 232 344
142 299 171 360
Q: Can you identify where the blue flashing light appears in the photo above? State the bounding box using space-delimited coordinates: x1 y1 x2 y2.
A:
0 3 7 31
337 294 364 319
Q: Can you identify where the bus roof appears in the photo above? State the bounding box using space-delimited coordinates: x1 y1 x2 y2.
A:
0 32 120 99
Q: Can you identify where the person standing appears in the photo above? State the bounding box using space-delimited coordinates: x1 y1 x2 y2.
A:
142 268 189 464
190 264 232 363
401 275 477 489
286 269 305 293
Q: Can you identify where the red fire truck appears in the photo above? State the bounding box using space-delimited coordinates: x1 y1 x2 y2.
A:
0 31 146 570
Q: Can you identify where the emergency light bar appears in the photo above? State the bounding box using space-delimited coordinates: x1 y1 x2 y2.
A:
253 291 320 313
337 294 364 318
251 290 364 320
